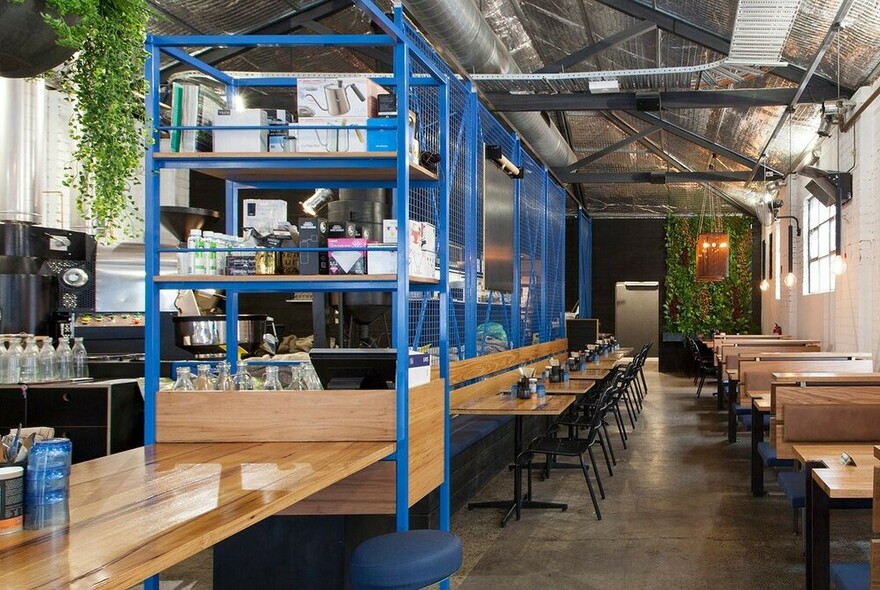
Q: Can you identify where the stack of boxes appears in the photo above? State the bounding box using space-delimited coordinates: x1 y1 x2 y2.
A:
367 220 436 278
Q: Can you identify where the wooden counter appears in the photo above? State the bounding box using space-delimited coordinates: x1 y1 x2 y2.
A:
0 441 395 590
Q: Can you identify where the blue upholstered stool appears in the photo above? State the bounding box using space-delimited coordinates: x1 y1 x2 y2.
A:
830 562 870 590
350 530 463 590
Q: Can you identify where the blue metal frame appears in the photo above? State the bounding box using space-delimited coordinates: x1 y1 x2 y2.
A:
579 210 592 318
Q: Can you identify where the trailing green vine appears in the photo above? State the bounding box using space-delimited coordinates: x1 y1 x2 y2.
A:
20 0 152 241
664 215 757 335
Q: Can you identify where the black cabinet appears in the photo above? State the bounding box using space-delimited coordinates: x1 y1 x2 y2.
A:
0 380 143 463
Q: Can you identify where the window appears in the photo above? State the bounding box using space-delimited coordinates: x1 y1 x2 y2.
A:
804 196 836 293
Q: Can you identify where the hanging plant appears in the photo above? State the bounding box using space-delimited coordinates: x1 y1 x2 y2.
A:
15 0 152 240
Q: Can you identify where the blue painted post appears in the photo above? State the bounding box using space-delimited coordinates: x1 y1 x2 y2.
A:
510 139 522 348
437 75 452 535
463 88 479 359
540 171 549 342
225 182 239 367
579 210 592 318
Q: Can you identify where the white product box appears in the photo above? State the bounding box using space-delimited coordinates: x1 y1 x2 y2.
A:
297 77 387 119
408 349 431 387
296 117 367 153
367 246 434 278
243 199 288 232
381 219 436 249
213 109 268 152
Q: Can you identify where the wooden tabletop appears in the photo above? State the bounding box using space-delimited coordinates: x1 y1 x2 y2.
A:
569 368 610 380
753 395 772 412
792 443 880 467
0 441 395 590
543 380 595 395
727 369 739 381
811 467 875 498
451 393 576 416
771 372 880 384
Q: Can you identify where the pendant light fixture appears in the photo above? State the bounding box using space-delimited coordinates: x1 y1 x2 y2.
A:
759 238 770 291
781 112 798 288
696 156 729 282
829 27 847 277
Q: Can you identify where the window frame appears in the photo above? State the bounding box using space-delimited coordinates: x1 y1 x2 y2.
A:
803 195 836 294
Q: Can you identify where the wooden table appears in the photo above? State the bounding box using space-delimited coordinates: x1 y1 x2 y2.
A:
0 441 395 589
793 444 879 590
544 380 596 395
452 393 576 526
569 368 610 381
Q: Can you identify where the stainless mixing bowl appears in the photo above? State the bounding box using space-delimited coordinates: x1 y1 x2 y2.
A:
172 314 267 356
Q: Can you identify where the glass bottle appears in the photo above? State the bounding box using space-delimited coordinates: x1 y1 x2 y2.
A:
213 361 234 391
56 338 73 381
39 336 57 381
263 366 283 391
6 336 22 384
0 337 7 384
232 360 254 391
20 336 40 383
194 363 213 390
71 337 89 378
288 364 306 390
172 366 195 390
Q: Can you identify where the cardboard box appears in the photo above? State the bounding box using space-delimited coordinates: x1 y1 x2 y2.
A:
298 217 328 275
408 350 431 387
243 199 288 233
297 77 387 119
213 109 268 152
328 237 367 275
328 221 374 240
366 112 419 163
296 117 367 153
367 245 434 278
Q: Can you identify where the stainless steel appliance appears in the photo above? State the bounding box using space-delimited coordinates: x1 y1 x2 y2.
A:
172 314 268 357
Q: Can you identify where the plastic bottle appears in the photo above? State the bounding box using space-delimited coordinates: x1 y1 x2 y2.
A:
71 337 89 378
232 360 254 391
263 366 283 391
189 229 204 275
172 366 195 390
56 338 73 381
194 363 213 390
204 231 217 275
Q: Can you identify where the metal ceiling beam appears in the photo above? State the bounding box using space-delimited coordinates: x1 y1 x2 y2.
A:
602 112 755 216
591 0 855 97
535 21 657 74
160 0 352 78
302 21 392 66
557 170 782 183
629 111 781 176
484 86 840 111
567 125 660 170
747 0 857 184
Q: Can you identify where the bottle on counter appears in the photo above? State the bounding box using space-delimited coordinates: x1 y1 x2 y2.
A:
213 361 234 391
20 336 40 383
232 360 254 391
172 366 195 390
39 336 57 381
71 337 89 378
263 366 283 391
6 336 22 384
56 338 73 381
194 363 213 390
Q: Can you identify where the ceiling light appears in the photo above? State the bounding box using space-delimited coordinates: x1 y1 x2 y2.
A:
588 79 620 94
817 115 833 137
831 253 847 276
759 279 770 291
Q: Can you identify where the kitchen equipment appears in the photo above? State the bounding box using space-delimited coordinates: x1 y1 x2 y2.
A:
172 314 268 357
159 206 220 243
305 81 366 116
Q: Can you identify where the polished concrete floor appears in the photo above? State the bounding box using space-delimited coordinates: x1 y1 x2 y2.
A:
140 363 872 589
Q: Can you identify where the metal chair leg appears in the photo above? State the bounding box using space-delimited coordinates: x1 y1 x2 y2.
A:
598 432 614 474
587 447 605 499
601 423 617 465
579 454 601 520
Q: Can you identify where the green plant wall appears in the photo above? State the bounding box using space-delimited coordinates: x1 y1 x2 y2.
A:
664 216 757 335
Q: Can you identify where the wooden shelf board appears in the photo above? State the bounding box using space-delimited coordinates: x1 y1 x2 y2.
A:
153 151 438 182
154 273 439 285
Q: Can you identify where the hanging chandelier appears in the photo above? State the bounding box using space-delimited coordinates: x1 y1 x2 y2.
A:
695 169 729 282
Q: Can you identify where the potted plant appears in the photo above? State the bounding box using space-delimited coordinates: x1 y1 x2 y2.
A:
8 0 152 240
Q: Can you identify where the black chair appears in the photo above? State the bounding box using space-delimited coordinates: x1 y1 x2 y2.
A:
690 338 716 399
518 383 614 521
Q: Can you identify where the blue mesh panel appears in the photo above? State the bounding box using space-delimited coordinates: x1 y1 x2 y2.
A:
546 183 567 341
520 153 545 346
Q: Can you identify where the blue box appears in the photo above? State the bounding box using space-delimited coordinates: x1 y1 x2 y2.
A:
367 114 417 162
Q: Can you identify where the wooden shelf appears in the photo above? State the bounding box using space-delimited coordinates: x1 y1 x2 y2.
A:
152 151 438 182
154 273 439 284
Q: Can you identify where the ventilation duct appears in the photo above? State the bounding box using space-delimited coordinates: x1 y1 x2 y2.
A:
402 0 578 168
0 77 45 224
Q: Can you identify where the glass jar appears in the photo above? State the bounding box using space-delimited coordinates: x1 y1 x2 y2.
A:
56 338 73 381
213 361 234 391
263 366 283 391
288 365 306 390
20 336 40 383
71 337 89 378
194 363 214 390
172 366 195 390
39 336 57 381
0 337 7 384
232 360 254 391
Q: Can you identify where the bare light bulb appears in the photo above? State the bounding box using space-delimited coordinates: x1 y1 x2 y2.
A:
831 254 847 276
759 279 770 291
784 272 797 287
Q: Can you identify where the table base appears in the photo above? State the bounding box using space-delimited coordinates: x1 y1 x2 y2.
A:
468 498 568 527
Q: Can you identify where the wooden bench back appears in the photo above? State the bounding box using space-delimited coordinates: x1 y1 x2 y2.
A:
773 385 880 458
448 338 568 408
873 447 880 587
740 356 872 400
713 334 789 354
720 340 820 369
